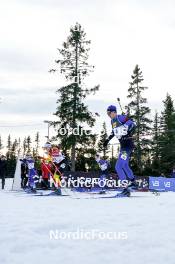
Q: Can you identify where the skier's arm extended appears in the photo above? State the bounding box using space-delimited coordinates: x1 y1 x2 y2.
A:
103 130 114 147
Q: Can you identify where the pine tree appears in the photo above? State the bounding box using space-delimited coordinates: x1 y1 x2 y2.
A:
158 94 175 175
7 134 12 150
151 111 161 175
0 136 3 152
75 133 97 171
23 137 27 155
98 122 109 159
26 136 32 153
6 134 12 159
11 139 18 157
51 23 99 171
6 135 17 176
127 64 152 174
35 132 40 156
17 138 21 155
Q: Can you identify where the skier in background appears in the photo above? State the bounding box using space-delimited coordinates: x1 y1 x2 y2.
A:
50 145 67 194
95 154 110 194
170 167 175 178
41 160 52 189
104 105 136 197
42 143 67 195
21 159 28 188
20 153 39 193
0 155 7 189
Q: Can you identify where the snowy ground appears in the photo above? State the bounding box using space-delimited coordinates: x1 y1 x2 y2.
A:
1 180 175 264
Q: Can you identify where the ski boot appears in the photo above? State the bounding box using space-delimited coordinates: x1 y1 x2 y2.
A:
99 189 106 195
127 181 138 191
116 188 131 197
54 187 62 196
25 187 37 194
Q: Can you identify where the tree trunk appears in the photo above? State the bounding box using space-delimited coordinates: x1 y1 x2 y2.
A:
71 144 76 171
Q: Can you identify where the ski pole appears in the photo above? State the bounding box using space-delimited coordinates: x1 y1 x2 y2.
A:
117 98 125 115
50 160 63 178
40 159 59 188
38 155 63 178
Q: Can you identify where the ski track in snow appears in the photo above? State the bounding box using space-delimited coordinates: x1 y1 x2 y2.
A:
1 181 175 264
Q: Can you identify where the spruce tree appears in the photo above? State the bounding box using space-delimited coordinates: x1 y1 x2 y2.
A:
151 111 161 175
6 134 12 159
26 136 32 154
51 23 99 171
11 139 18 157
35 132 40 156
75 133 97 171
0 136 3 152
6 135 16 176
23 137 27 156
17 138 21 155
127 64 152 174
159 94 175 175
98 122 109 159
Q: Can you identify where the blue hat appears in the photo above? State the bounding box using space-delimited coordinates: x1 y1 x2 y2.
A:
107 105 117 112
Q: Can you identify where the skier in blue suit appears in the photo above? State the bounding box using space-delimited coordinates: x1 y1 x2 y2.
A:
104 105 136 196
95 154 110 193
20 154 39 192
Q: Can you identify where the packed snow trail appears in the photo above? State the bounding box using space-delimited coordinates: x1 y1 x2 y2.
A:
0 185 175 264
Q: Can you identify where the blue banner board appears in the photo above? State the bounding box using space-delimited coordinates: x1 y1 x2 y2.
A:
149 176 175 191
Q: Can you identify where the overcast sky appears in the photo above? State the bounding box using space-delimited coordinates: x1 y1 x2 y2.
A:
1 0 175 147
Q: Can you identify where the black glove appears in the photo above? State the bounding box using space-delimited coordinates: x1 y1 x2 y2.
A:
103 139 109 148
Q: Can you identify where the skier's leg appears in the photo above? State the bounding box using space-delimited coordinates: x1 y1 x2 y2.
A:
28 171 32 188
21 175 24 188
115 151 131 197
99 173 106 193
53 164 62 195
120 149 138 191
28 170 37 191
42 178 49 189
122 149 138 190
122 150 134 180
2 174 5 189
115 153 127 181
24 176 28 188
100 174 106 181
